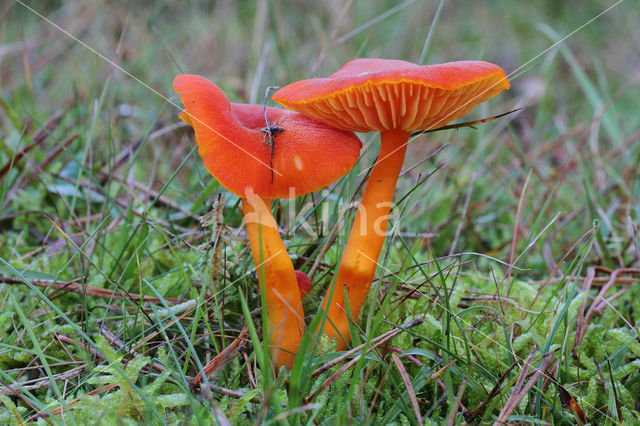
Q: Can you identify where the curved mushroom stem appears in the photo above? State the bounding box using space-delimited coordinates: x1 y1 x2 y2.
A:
321 130 409 349
242 194 305 368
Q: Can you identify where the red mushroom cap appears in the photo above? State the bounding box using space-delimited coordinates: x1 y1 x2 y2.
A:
272 58 510 133
174 74 362 199
294 270 312 298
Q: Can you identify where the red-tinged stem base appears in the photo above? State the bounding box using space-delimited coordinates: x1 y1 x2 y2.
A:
321 130 410 349
242 195 305 368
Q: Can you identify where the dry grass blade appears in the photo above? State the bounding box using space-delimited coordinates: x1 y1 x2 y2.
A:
575 268 640 349
131 301 203 353
99 121 185 183
504 170 531 295
410 108 521 137
105 172 201 221
424 358 460 391
575 266 599 345
305 352 360 403
0 276 180 304
309 0 414 74
191 325 249 388
525 228 595 318
0 365 85 395
448 171 476 257
30 383 119 421
391 353 423 426
557 384 588 425
212 402 232 426
20 132 78 189
306 318 423 402
464 362 518 423
446 379 466 426
605 356 624 422
495 348 555 424
99 323 166 374
0 111 61 178
205 384 261 403
399 143 447 178
532 274 639 287
421 331 503 408
311 318 423 378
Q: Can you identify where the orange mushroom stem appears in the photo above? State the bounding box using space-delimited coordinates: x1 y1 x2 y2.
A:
321 130 408 346
241 193 304 368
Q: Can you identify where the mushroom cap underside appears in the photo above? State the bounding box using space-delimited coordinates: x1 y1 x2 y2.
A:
273 58 510 133
174 74 362 199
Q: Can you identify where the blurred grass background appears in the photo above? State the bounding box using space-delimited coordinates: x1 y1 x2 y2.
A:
1 0 640 424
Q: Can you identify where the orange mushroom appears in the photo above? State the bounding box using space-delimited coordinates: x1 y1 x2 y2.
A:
174 74 361 367
273 58 509 349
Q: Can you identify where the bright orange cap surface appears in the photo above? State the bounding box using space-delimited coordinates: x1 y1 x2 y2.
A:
272 58 510 133
174 74 362 199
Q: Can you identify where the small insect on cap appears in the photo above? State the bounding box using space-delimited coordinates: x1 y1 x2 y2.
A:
174 74 362 199
273 58 510 133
